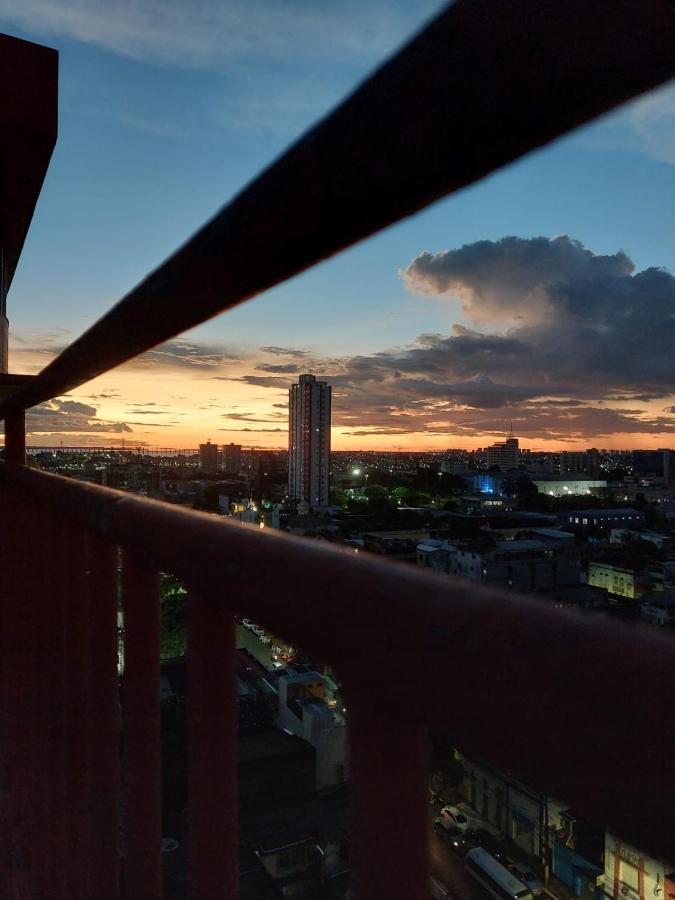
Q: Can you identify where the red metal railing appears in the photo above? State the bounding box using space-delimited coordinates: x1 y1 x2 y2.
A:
2 463 675 899
3 1 675 896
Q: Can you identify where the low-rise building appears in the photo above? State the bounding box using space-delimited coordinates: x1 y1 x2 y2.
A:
586 562 649 600
604 835 675 900
274 670 347 791
562 509 646 529
417 537 580 593
532 477 606 497
640 590 675 627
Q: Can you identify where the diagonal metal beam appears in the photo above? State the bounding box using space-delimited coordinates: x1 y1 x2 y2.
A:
1 0 674 414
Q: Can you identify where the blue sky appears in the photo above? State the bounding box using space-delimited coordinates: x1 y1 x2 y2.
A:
2 0 675 448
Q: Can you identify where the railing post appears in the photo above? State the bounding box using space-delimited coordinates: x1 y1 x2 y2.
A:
4 410 25 465
62 519 92 900
123 553 162 900
347 698 430 900
187 592 238 900
86 534 121 900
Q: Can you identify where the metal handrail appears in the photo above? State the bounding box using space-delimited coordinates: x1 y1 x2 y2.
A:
2 462 674 861
1 0 674 414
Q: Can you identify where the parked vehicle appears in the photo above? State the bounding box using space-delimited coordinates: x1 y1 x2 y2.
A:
438 805 470 832
251 624 265 636
259 633 271 645
433 821 469 851
465 847 532 900
242 618 255 630
507 861 544 896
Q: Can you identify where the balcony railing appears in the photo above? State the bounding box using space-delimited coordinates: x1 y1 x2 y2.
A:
2 1 675 897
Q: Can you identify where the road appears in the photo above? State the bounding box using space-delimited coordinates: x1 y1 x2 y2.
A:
429 821 486 900
235 622 274 667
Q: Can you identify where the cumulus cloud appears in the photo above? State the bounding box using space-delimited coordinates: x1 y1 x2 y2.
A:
236 236 675 442
401 235 633 324
397 236 675 397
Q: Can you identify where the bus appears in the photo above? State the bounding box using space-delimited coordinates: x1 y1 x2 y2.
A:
465 847 533 900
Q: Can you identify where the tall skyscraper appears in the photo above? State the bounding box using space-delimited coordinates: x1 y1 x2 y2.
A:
288 374 331 507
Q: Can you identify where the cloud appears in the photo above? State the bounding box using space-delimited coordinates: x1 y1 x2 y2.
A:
218 427 286 433
236 236 675 442
260 346 311 359
580 81 675 166
223 411 286 423
255 363 302 374
1 0 443 71
236 375 295 390
401 235 633 324
130 339 240 372
396 236 675 398
26 399 133 435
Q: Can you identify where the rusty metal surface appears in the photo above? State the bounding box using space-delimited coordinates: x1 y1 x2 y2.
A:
2 0 675 414
2 465 674 860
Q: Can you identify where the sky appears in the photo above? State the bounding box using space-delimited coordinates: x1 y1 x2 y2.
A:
2 0 675 451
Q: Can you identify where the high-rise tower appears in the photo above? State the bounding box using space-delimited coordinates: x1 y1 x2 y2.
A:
288 374 331 507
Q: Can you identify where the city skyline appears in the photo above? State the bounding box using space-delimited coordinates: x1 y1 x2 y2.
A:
2 5 675 451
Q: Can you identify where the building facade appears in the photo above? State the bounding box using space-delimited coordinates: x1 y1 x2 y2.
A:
487 436 519 470
632 449 675 482
199 440 219 473
222 442 242 474
288 374 331 507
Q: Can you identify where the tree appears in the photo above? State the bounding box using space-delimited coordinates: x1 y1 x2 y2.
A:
364 483 388 501
516 475 538 497
329 487 348 507
160 575 187 660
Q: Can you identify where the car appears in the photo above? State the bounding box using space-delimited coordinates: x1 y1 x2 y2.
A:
259 633 271 645
242 618 255 630
251 624 265 636
433 821 469 851
438 805 470 833
507 860 544 895
465 829 507 861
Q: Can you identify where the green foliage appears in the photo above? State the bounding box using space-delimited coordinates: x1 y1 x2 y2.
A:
160 574 187 660
329 487 349 507
364 483 388 500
